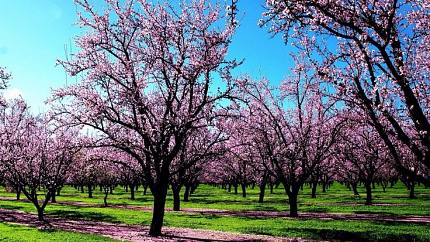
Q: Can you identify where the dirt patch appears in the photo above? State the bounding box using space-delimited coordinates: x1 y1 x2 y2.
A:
0 208 310 242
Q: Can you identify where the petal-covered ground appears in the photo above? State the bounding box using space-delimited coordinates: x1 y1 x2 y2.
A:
0 208 311 242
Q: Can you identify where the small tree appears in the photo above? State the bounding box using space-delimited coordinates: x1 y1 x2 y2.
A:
0 98 82 221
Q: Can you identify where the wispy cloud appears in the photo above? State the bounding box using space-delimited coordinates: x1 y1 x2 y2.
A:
3 88 23 100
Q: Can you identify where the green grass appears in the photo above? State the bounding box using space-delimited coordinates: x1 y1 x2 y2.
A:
0 222 117 242
2 182 426 216
0 182 429 241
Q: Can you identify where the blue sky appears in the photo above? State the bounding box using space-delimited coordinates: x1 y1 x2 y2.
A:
0 1 293 112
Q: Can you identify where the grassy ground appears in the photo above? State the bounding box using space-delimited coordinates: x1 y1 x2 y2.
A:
0 182 429 241
1 182 427 215
0 222 116 242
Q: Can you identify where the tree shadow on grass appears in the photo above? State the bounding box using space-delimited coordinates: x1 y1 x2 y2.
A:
0 204 25 211
304 207 329 213
353 210 398 216
47 210 120 224
244 227 420 242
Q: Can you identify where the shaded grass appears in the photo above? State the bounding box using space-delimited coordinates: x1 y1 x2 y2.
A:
0 222 117 242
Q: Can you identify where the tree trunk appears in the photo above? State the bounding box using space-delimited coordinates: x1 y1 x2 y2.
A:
311 181 318 198
37 207 45 221
322 181 327 192
234 184 238 194
365 182 372 205
227 184 231 192
51 190 56 203
288 192 299 217
130 184 135 200
143 184 148 195
269 183 274 194
351 182 359 196
88 184 93 198
172 186 181 211
183 185 191 202
409 181 416 199
241 183 246 198
258 176 267 203
149 182 168 236
103 189 109 207
16 187 21 200
80 185 84 193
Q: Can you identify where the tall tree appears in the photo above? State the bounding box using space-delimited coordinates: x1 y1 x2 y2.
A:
236 57 344 217
52 0 238 236
263 0 430 183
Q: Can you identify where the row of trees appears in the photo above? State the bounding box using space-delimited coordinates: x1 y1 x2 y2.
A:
0 0 429 237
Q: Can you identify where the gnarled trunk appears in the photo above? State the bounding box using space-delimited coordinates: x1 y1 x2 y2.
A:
149 180 169 236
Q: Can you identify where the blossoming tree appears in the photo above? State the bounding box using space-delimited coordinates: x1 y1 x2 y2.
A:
52 0 238 236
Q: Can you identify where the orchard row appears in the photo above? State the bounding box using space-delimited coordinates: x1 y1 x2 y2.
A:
0 0 429 237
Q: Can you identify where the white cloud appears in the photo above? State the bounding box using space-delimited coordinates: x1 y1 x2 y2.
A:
3 88 23 100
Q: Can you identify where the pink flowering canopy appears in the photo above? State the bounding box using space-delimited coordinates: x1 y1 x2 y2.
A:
50 0 239 235
263 0 430 182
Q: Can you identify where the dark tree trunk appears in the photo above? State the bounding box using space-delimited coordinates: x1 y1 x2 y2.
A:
88 184 93 198
37 207 45 221
103 189 109 207
183 185 191 202
288 192 299 217
409 181 416 199
56 188 61 196
227 184 231 192
16 187 21 200
80 185 84 193
143 184 148 195
365 182 372 205
258 175 267 203
125 185 128 193
130 184 135 200
241 183 246 198
351 182 359 196
234 184 238 194
149 181 168 236
109 187 113 195
269 183 274 194
311 181 318 198
51 191 56 203
322 181 327 192
172 185 181 211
